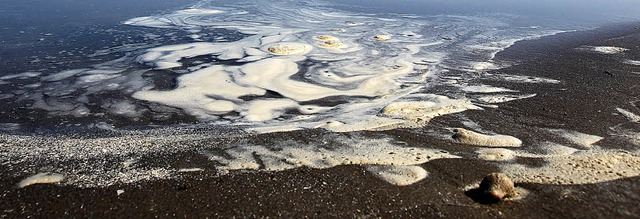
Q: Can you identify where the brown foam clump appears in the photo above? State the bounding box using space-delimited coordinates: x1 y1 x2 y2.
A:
317 40 343 49
17 173 64 188
502 150 640 185
316 35 338 41
265 42 313 55
366 165 428 186
452 128 522 147
315 35 344 49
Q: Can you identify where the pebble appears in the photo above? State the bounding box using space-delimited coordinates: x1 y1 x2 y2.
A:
479 173 516 200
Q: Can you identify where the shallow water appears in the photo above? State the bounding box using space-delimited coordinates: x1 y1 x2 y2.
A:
0 0 578 131
2 0 640 188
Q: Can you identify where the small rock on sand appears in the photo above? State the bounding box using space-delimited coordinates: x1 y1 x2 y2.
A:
479 173 516 200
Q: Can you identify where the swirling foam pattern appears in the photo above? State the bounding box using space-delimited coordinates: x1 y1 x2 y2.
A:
5 0 640 188
0 0 563 132
119 0 560 132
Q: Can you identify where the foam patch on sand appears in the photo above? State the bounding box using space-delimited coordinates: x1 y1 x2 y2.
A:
536 142 580 156
491 74 561 84
2 129 460 186
624 60 640 66
476 94 536 104
476 148 517 161
452 128 523 147
616 108 640 123
381 96 481 121
206 137 459 172
502 150 640 185
547 129 603 149
365 165 428 186
583 46 628 54
462 85 516 93
17 173 65 188
0 129 230 187
468 139 640 185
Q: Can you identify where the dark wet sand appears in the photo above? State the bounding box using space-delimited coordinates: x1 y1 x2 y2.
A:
2 23 640 218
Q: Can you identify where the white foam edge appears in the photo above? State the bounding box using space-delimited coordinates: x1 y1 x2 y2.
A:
452 128 523 147
17 173 65 188
580 46 628 54
365 165 428 186
500 149 640 185
624 60 640 66
206 138 460 173
546 129 603 149
616 108 640 123
462 85 516 93
178 168 204 172
476 94 536 104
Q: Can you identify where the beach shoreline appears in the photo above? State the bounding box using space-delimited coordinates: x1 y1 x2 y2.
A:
2 22 640 218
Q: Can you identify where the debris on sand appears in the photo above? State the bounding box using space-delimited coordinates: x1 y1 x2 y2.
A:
479 173 516 200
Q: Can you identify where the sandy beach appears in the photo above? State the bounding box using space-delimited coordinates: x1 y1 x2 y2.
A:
2 22 640 218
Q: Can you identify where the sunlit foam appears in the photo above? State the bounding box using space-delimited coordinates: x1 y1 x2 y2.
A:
0 0 566 133
0 0 601 187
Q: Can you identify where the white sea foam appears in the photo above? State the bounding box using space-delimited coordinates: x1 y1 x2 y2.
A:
625 60 640 66
462 85 516 93
366 165 428 186
616 108 640 123
1 0 596 188
0 0 564 134
492 74 561 84
470 140 640 185
17 173 65 188
583 46 628 54
0 72 41 80
547 129 603 149
476 94 536 104
207 137 459 172
502 150 640 185
452 128 523 147
476 148 517 161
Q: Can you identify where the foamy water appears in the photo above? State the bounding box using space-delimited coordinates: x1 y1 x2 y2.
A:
2 0 640 188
